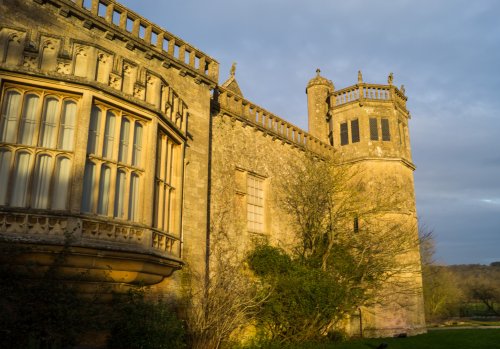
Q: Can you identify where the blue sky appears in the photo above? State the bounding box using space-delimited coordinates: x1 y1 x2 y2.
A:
119 0 500 265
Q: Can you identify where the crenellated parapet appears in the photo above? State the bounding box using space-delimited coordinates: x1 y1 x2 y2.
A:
216 86 334 158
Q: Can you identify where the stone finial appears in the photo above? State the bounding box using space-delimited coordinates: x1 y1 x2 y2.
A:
316 68 321 75
358 70 363 83
388 72 394 85
400 84 405 95
230 62 236 77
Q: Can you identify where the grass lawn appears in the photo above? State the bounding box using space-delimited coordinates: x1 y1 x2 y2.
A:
334 329 500 349
255 329 500 349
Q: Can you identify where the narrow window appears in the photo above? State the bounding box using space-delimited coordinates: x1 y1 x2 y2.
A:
58 100 76 151
52 157 71 210
154 132 177 232
97 165 111 215
353 214 359 233
131 122 142 167
247 175 264 233
340 122 349 146
118 118 130 163
369 118 378 141
39 97 59 148
0 150 12 205
114 170 126 218
81 161 95 212
128 173 139 221
31 154 53 209
381 118 391 141
351 119 360 143
87 106 101 155
19 94 40 146
102 111 116 158
0 90 21 143
11 152 31 207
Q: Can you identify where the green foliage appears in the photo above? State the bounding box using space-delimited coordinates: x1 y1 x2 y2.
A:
247 245 352 343
108 290 186 349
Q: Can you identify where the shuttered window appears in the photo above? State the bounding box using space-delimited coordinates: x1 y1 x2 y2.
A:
369 118 378 141
381 118 391 141
351 119 360 143
340 122 348 146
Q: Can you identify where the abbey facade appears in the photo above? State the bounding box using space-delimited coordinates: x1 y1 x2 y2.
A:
0 0 425 339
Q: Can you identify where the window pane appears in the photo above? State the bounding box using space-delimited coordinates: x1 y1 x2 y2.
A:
58 100 76 151
87 106 101 154
11 152 31 207
97 165 111 215
118 118 130 163
81 161 95 212
340 122 348 146
52 157 71 210
351 119 360 143
39 97 59 148
381 118 391 141
247 175 264 233
0 150 12 205
32 155 54 209
128 173 139 221
132 122 142 167
0 90 21 143
103 111 116 159
114 170 126 218
369 118 378 141
19 94 39 145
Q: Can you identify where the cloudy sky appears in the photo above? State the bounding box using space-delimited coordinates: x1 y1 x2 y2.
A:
119 0 500 265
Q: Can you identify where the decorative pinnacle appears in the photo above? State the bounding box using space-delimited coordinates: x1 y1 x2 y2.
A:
316 68 321 75
388 72 394 85
230 62 236 77
358 70 363 83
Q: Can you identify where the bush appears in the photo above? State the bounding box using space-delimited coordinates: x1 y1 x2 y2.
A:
108 290 186 349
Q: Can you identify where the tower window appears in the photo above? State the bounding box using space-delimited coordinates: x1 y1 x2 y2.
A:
353 214 359 233
351 119 360 143
369 118 378 141
381 118 391 141
340 122 348 146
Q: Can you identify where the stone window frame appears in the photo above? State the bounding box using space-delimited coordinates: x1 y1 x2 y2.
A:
82 100 146 222
0 83 79 210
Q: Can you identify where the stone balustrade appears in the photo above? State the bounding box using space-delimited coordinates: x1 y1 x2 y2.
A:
332 83 407 111
0 210 181 259
217 87 333 158
54 0 219 81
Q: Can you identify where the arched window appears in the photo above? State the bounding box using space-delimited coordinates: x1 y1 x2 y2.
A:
10 151 31 207
52 157 71 210
32 154 54 209
18 93 39 145
97 165 111 215
39 97 59 148
0 149 12 205
118 118 130 163
81 161 96 212
102 110 116 159
132 122 142 167
58 100 76 151
114 169 126 218
0 90 21 143
128 172 139 221
87 106 101 155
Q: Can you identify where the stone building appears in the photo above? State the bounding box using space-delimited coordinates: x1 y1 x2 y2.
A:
0 0 425 340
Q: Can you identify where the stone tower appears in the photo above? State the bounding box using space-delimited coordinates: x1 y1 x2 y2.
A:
306 69 334 143
307 70 426 337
